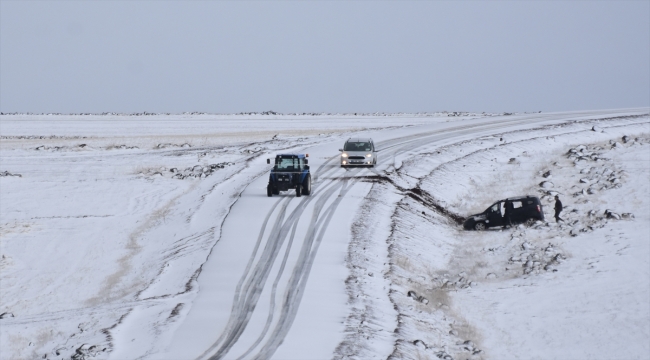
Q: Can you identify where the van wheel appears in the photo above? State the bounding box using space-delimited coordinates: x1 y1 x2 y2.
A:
302 174 311 195
474 222 486 231
296 184 302 197
525 218 536 227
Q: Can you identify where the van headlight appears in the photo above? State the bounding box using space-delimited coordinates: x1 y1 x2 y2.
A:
341 153 348 158
366 154 372 157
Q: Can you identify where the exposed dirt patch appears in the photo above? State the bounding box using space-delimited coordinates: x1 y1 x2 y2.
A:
354 175 465 225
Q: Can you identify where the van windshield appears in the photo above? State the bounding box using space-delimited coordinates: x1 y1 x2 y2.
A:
344 142 371 151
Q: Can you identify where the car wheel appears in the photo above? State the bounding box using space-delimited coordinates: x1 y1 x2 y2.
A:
302 174 311 195
474 222 486 231
296 184 302 197
525 218 536 227
267 185 273 197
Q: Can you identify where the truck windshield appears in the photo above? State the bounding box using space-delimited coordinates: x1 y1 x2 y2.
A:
276 157 299 170
344 142 371 151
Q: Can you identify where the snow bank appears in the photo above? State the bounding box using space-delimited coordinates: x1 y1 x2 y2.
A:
376 119 649 359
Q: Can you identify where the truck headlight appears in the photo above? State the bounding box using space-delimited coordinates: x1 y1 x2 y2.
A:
341 153 348 158
366 154 372 157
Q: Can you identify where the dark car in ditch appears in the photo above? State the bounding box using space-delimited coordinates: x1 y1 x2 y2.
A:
463 195 544 230
267 154 311 197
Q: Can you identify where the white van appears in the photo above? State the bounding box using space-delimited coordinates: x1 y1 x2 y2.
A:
339 138 377 167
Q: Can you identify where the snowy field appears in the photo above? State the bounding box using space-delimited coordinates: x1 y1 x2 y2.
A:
1 109 648 360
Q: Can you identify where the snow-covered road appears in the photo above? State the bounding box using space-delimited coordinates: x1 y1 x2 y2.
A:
1 109 648 360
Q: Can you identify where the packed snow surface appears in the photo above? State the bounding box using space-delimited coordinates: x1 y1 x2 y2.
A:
1 109 648 360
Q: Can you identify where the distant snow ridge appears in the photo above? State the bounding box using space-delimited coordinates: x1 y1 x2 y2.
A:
0 110 513 117
139 163 234 180
31 143 139 152
0 111 209 116
0 171 21 178
1 135 90 140
154 143 191 149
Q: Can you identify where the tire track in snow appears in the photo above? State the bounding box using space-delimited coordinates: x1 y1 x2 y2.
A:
251 178 359 359
200 165 360 359
198 196 288 359
235 215 300 360
235 179 350 359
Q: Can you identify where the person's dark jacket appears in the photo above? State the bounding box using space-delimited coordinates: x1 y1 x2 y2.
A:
554 199 563 212
504 201 512 224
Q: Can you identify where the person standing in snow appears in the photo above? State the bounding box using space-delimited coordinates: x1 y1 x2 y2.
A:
503 200 513 228
554 195 563 222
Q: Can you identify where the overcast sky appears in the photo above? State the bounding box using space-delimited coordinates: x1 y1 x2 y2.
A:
1 1 648 114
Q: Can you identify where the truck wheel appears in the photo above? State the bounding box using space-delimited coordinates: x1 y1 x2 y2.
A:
525 218 536 227
273 188 279 195
302 174 311 195
296 184 302 197
474 222 486 231
267 185 273 197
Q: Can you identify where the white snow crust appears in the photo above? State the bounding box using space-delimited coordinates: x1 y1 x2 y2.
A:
1 109 648 360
